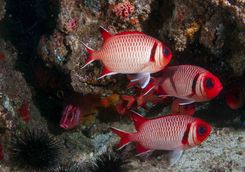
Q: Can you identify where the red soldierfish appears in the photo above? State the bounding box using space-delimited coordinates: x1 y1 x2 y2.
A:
82 27 172 88
143 65 223 105
111 111 211 165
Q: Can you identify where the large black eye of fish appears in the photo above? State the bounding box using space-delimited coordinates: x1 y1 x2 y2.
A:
163 47 170 57
198 125 206 135
205 78 214 89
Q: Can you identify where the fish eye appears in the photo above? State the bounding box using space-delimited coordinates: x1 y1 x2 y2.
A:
198 125 206 135
163 47 170 57
205 78 214 89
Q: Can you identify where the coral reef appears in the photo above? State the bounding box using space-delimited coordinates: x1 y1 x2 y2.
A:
0 0 244 171
157 0 245 78
0 40 32 113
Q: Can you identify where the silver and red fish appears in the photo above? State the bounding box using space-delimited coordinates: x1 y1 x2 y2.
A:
139 65 223 105
111 111 211 165
82 27 172 88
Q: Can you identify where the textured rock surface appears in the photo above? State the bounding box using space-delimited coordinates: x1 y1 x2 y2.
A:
0 0 244 171
37 0 245 96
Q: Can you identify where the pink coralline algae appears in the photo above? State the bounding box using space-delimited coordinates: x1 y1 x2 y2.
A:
66 19 78 32
112 0 135 19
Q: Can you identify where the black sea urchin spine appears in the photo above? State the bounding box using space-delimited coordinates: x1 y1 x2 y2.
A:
89 152 130 172
10 128 62 171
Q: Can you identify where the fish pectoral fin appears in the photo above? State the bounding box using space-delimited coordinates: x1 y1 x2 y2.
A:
178 99 195 106
168 149 183 167
97 66 117 80
129 73 151 89
135 143 152 155
142 79 155 96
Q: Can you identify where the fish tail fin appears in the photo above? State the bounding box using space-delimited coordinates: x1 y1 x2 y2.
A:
81 42 96 69
110 127 132 149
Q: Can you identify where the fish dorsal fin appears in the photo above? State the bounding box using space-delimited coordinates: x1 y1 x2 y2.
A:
99 26 113 42
115 31 145 36
130 111 147 131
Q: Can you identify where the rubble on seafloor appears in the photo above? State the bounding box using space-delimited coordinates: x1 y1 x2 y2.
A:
0 0 244 171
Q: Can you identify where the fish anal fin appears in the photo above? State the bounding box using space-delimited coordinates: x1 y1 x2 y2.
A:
100 26 112 42
136 143 151 155
97 66 117 80
130 111 147 131
169 150 183 167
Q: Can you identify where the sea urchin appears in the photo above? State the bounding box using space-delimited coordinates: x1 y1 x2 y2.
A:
10 128 61 171
89 152 130 172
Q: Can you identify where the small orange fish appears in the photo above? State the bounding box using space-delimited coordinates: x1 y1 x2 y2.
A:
111 111 211 165
100 94 120 108
142 65 223 105
115 91 167 115
82 26 172 88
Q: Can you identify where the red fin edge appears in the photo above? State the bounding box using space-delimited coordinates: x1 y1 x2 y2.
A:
81 43 95 69
130 111 147 131
97 66 116 79
115 31 144 36
136 143 150 155
110 127 132 149
142 80 155 96
100 26 112 42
